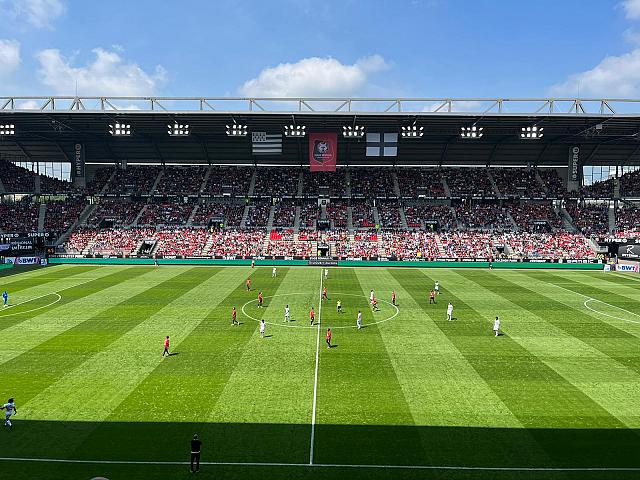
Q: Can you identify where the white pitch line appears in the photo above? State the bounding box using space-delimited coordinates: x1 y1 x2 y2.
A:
309 269 322 465
0 457 639 472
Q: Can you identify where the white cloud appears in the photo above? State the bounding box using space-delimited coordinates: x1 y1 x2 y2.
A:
621 0 640 19
36 47 167 96
16 100 41 109
239 55 389 97
550 48 640 97
0 0 65 29
623 28 640 46
0 39 20 76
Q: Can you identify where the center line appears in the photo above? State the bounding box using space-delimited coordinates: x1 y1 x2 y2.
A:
309 269 323 465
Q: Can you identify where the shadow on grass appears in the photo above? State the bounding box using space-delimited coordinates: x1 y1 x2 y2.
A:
2 421 640 480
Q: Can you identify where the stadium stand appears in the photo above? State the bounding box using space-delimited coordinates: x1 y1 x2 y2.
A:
565 201 610 236
397 168 445 197
0 200 39 232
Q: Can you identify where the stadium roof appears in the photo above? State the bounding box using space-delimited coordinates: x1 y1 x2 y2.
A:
2 96 640 168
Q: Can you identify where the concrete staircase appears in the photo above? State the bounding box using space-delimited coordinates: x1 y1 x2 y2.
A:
55 203 99 246
347 206 354 230
76 202 98 227
149 170 164 195
132 204 148 227
435 234 446 256
247 170 257 196
199 166 212 194
505 210 519 231
377 235 386 257
100 169 117 194
487 169 500 195
345 169 352 198
0 176 6 194
399 206 408 229
297 170 304 196
266 205 276 231
186 204 199 226
262 236 270 256
372 206 381 227
608 204 616 233
392 172 401 197
293 206 301 232
535 169 547 192
240 205 250 229
37 203 46 231
559 207 578 233
442 176 451 197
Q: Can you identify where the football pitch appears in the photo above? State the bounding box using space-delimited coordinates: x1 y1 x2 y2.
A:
1 264 640 480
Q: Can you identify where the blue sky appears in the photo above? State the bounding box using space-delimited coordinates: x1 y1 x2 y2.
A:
1 0 640 101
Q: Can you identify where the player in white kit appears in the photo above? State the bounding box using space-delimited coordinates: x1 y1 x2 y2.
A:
324 269 328 280
260 319 266 338
370 289 375 305
2 398 16 429
284 305 291 322
435 281 440 295
272 267 277 277
493 317 500 337
357 310 363 330
447 302 453 321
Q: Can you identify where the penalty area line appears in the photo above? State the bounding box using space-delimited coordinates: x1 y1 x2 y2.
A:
309 268 322 465
0 457 639 472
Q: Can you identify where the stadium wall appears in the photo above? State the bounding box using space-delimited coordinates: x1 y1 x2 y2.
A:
48 257 604 270
0 263 14 272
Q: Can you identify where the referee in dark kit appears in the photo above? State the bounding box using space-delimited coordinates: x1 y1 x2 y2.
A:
190 434 202 473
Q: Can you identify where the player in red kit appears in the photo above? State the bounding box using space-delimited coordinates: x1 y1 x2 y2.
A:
258 291 264 308
322 286 328 300
310 307 315 325
162 336 170 356
246 278 251 291
232 306 238 326
392 291 396 306
326 328 332 349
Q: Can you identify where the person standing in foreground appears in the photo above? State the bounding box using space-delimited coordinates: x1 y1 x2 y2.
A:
493 316 501 337
429 290 436 305
232 306 238 326
391 290 396 306
310 307 315 326
272 266 277 277
447 302 454 321
322 286 328 300
162 336 170 356
357 310 362 330
337 299 342 314
326 328 332 349
258 291 264 308
190 434 202 473
246 278 251 291
284 304 290 322
260 319 266 338
1 398 16 429
2 290 7 307
435 281 440 295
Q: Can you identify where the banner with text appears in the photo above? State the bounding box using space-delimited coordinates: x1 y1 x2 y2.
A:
309 133 337 172
73 142 85 179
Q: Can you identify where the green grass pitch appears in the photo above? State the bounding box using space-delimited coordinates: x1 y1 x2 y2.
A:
1 264 640 480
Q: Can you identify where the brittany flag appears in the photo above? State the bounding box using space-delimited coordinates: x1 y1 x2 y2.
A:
252 132 283 156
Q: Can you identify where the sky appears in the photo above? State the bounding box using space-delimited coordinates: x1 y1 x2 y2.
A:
2 0 640 103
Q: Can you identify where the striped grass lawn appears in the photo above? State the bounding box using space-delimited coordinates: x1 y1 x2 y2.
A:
0 264 640 480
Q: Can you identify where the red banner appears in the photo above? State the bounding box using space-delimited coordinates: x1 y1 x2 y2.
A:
309 133 337 172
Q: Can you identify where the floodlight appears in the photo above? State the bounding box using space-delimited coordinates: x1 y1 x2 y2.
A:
168 123 190 136
226 123 248 136
401 125 424 138
520 126 543 139
284 125 306 137
109 122 131 136
460 126 483 139
0 124 15 135
342 125 365 138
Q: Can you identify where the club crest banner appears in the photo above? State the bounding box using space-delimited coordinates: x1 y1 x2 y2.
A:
309 133 337 172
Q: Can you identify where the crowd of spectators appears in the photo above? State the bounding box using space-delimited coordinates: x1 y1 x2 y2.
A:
245 202 271 228
139 203 194 226
266 239 312 257
205 166 252 196
205 229 266 257
615 206 640 236
44 199 86 232
154 228 209 256
581 178 614 199
66 228 155 256
299 202 319 229
565 202 609 236
378 202 402 228
455 203 512 231
508 202 563 231
335 233 378 258
88 200 144 227
0 160 35 192
351 202 376 228
491 168 545 197
191 202 243 227
349 168 396 198
380 230 441 259
440 232 497 258
403 205 456 230
443 168 494 197
86 167 114 194
154 167 207 195
63 227 97 253
503 232 594 259
40 175 77 194
620 170 640 197
303 171 347 197
107 166 161 195
273 201 296 227
0 201 39 231
397 168 445 197
538 169 565 196
327 201 348 228
254 168 300 197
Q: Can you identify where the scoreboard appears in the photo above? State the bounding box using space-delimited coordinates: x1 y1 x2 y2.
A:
0 232 54 257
